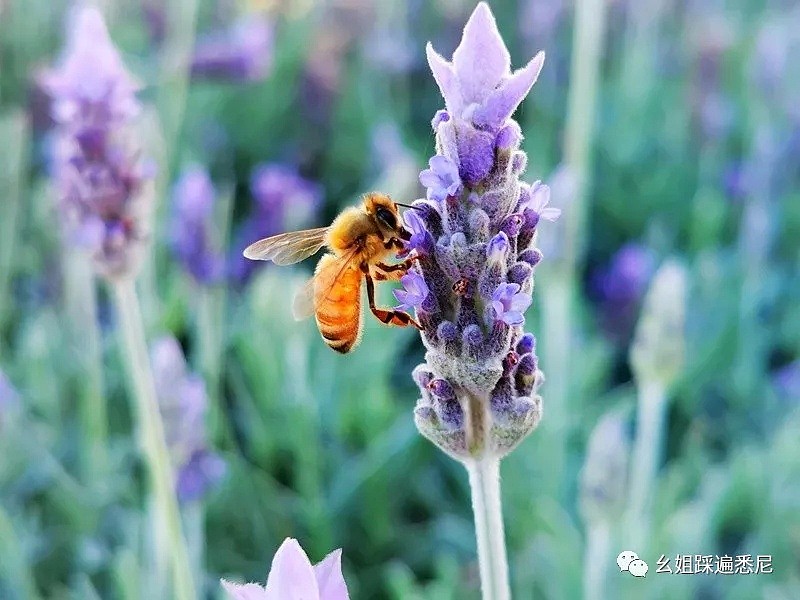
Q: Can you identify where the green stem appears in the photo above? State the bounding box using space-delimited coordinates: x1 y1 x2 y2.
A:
626 379 667 549
112 279 196 600
583 520 611 600
466 458 510 600
64 250 107 479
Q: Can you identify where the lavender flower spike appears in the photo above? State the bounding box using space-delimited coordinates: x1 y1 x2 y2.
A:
151 337 226 503
221 538 349 600
42 6 153 280
170 166 224 285
411 2 552 461
411 8 552 596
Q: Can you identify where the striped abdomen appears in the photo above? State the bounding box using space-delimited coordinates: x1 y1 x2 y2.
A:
314 253 363 353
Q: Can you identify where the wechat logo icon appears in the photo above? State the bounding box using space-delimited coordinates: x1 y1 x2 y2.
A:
617 551 648 578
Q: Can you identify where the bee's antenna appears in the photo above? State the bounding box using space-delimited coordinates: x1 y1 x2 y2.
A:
395 202 421 210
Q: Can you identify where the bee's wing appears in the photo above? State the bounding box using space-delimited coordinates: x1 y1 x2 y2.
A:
243 227 329 266
291 248 360 321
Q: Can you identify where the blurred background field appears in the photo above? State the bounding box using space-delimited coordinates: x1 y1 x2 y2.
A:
1 0 799 599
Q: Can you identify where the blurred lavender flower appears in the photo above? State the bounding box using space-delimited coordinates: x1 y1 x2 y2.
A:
221 538 349 600
409 2 552 460
773 361 800 402
0 370 20 428
191 17 273 83
170 166 224 285
42 7 153 280
579 411 630 522
591 243 656 342
232 164 321 282
151 337 225 503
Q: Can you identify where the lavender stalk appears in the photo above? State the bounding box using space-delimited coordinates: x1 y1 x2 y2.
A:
43 8 195 598
400 5 557 597
625 261 686 550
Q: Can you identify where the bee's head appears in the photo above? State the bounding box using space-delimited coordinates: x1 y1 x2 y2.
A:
364 192 405 237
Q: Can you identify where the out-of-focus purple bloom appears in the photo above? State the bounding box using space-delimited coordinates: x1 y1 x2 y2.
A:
419 155 462 202
232 164 321 283
491 283 532 326
221 538 349 600
151 337 225 503
393 272 430 312
773 361 800 401
42 7 153 280
0 371 20 429
410 3 549 460
594 244 655 307
592 243 656 342
170 166 224 285
191 17 273 83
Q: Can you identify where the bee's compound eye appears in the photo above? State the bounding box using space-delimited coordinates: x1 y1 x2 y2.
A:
376 207 397 229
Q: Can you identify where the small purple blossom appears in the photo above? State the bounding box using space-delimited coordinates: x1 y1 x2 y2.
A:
151 337 225 502
529 182 561 221
419 155 462 202
491 283 532 326
191 17 273 82
42 7 153 279
221 538 349 600
393 271 430 312
170 166 224 285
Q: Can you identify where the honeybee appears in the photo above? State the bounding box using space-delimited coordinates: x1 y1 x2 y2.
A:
243 192 421 353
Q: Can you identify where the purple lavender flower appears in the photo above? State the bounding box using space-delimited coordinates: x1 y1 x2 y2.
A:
773 361 800 402
221 538 349 600
170 166 224 285
0 370 20 429
191 17 273 83
491 283 531 326
419 155 462 202
151 337 225 503
592 243 656 342
426 2 544 185
409 3 554 460
232 164 321 282
42 7 153 280
394 272 430 312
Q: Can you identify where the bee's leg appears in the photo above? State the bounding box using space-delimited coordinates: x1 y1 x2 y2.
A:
383 237 406 250
372 258 414 281
362 265 422 329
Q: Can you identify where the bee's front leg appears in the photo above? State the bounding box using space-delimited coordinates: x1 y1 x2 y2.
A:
362 265 422 329
372 257 416 281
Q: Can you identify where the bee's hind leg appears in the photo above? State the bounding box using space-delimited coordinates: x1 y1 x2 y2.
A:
362 266 422 329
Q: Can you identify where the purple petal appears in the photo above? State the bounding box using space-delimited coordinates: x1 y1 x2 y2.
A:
540 207 561 221
502 311 525 326
221 580 267 600
418 169 440 189
426 43 462 115
314 549 349 600
393 289 410 307
474 51 545 131
509 292 532 313
452 3 510 106
264 539 319 600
